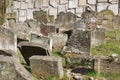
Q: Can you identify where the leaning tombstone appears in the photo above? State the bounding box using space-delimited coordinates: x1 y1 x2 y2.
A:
48 33 68 53
0 26 17 52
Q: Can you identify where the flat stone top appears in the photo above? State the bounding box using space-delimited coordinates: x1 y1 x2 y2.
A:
29 56 62 62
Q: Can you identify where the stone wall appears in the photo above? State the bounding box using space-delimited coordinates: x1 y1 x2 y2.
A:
6 0 119 22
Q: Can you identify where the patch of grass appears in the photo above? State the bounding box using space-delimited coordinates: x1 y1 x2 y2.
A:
91 30 120 57
53 52 66 67
100 73 120 80
91 40 120 57
17 48 26 64
53 51 62 57
86 70 97 77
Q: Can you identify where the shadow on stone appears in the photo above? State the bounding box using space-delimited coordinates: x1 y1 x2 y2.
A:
19 45 49 65
71 67 94 75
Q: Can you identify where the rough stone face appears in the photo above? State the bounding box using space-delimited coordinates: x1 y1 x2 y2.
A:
94 56 120 74
29 56 63 79
18 41 51 65
31 33 52 52
91 28 105 47
0 50 33 80
33 10 48 24
62 30 91 55
0 27 17 52
65 54 94 68
25 20 40 34
55 12 77 29
13 22 30 40
40 24 56 36
48 33 68 52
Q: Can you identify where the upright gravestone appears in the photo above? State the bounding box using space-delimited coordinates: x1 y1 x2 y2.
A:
62 30 91 55
13 22 30 40
48 33 68 53
0 27 17 52
91 28 105 47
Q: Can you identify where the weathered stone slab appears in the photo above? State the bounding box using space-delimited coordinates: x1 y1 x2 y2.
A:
91 28 105 47
42 0 49 7
13 22 30 40
13 9 19 18
94 56 120 74
0 27 17 52
78 0 86 6
27 9 34 19
109 0 118 3
18 41 51 65
58 5 66 13
87 0 96 4
97 0 108 2
68 0 78 8
27 0 34 9
48 33 68 52
48 6 57 18
67 9 75 14
31 33 52 52
6 7 12 13
97 3 109 12
40 24 56 36
59 0 67 4
34 0 41 8
72 20 86 30
49 0 58 8
109 4 118 15
20 2 27 9
55 12 77 25
33 10 48 24
62 30 91 55
25 20 40 34
76 7 84 13
19 9 26 17
8 19 15 28
65 54 94 68
13 1 20 9
29 56 63 79
0 50 33 80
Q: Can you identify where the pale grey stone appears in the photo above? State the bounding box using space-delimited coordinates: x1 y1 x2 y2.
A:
0 27 17 52
29 56 63 79
48 33 68 52
30 33 52 53
62 30 91 55
0 50 33 80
